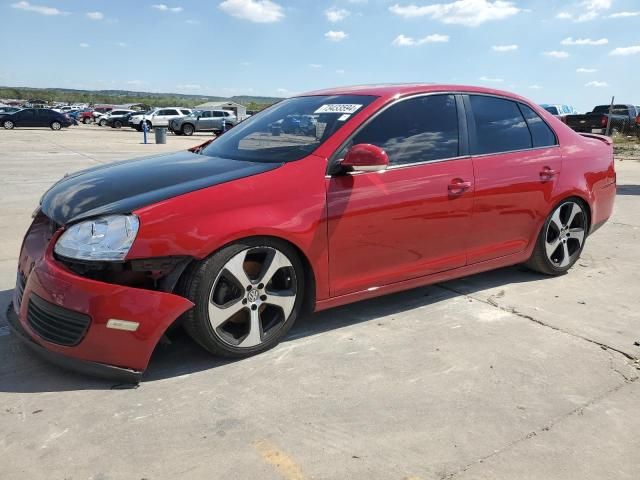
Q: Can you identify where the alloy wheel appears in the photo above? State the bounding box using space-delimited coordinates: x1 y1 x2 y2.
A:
51 121 62 130
545 201 586 268
208 246 297 348
3 120 14 129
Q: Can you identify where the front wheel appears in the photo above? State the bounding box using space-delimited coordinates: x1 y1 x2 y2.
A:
50 121 62 131
83 117 91 124
113 120 123 128
180 238 305 358
182 123 194 136
525 199 588 275
3 120 14 129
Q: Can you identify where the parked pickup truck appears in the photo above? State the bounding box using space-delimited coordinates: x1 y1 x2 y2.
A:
566 104 640 137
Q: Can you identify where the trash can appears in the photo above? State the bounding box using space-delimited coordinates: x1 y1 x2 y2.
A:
154 127 167 144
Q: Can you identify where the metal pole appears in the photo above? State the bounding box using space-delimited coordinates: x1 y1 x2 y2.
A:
605 96 614 137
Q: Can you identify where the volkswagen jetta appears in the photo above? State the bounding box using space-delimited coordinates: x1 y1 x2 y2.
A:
8 84 616 381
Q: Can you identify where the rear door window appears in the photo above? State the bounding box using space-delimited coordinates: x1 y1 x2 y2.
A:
469 95 532 155
519 104 557 148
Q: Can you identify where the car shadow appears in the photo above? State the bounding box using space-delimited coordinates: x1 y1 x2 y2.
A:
617 184 640 196
0 266 545 393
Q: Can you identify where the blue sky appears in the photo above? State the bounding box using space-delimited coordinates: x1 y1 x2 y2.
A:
1 0 638 111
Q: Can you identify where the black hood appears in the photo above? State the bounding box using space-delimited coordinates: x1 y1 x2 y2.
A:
41 150 281 225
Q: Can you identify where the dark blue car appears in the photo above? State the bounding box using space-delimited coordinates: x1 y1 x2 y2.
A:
1 108 73 130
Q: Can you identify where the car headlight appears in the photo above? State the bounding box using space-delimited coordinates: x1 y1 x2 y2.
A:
54 215 139 261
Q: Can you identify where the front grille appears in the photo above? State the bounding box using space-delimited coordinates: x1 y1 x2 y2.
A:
15 272 26 309
27 294 91 346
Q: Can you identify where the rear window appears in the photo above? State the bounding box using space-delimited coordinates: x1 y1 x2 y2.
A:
469 95 532 155
593 105 630 115
543 106 559 115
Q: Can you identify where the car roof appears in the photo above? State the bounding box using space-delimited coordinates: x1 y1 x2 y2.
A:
299 83 535 104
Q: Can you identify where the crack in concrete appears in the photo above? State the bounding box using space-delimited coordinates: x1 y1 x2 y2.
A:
441 378 638 479
438 284 639 362
435 282 640 479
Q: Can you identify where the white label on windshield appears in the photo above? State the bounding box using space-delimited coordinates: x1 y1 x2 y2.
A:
337 114 351 122
315 104 363 114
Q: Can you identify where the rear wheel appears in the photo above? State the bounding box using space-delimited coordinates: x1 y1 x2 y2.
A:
180 238 305 358
98 118 107 127
83 117 91 124
113 120 123 128
50 121 62 131
3 120 14 130
182 123 195 136
526 199 588 275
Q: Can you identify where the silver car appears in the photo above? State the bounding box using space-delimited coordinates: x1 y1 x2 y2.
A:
169 109 237 136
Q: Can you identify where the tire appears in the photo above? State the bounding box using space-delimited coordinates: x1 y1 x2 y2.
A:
99 119 107 127
182 123 195 136
113 120 123 128
3 120 14 130
179 237 305 358
83 117 91 124
525 198 588 275
50 121 62 131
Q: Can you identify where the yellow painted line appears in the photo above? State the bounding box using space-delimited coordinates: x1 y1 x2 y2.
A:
254 440 306 480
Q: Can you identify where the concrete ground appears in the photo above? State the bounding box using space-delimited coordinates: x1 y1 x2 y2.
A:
0 125 638 480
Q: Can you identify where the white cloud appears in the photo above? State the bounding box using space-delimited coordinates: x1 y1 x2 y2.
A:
325 30 348 42
576 67 597 73
219 0 284 23
152 4 183 13
325 7 350 22
561 37 608 45
492 44 518 52
79 42 90 48
177 84 202 90
609 45 640 56
479 76 504 82
240 61 252 66
309 63 323 69
585 81 608 87
389 0 520 27
116 42 127 47
86 11 104 20
11 1 68 16
528 85 543 90
336 69 345 74
543 50 569 58
392 33 449 46
185 19 200 24
276 88 288 93
556 0 612 22
608 11 640 18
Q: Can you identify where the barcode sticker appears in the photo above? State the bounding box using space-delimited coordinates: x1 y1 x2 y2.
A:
315 104 363 114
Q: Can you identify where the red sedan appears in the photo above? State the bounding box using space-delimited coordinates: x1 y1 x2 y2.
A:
8 84 616 381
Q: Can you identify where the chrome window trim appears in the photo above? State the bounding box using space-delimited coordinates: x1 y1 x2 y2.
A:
470 144 560 159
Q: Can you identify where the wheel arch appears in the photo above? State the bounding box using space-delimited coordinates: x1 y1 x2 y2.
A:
175 234 317 315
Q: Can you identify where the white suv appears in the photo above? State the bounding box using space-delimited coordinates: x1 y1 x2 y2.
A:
129 107 192 131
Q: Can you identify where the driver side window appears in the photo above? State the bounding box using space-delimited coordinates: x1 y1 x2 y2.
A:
342 94 459 166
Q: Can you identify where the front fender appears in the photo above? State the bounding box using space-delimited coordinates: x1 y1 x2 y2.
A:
128 155 331 301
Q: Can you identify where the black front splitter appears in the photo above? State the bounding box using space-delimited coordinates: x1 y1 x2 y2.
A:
6 302 142 384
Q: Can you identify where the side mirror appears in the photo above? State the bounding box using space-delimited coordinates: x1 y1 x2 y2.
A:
341 144 389 172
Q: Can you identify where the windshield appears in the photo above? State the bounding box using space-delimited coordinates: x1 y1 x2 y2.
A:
202 95 377 163
544 106 559 115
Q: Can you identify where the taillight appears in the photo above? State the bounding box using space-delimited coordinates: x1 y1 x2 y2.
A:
636 114 640 126
600 116 608 128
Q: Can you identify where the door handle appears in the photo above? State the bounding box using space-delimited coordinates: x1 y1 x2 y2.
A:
448 179 472 195
540 167 558 181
